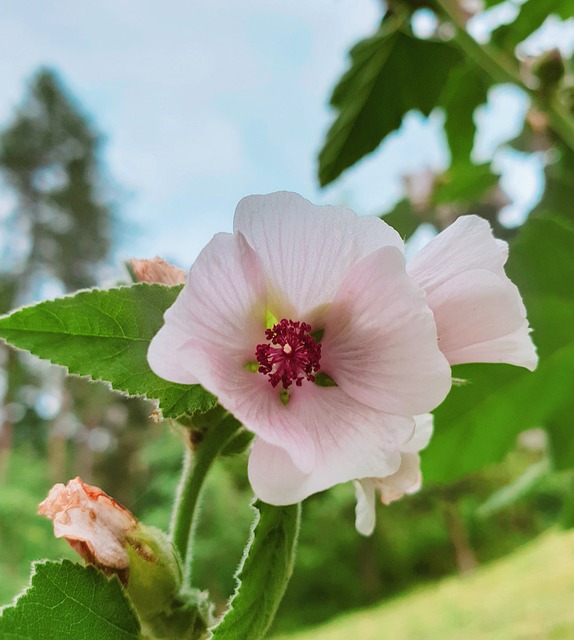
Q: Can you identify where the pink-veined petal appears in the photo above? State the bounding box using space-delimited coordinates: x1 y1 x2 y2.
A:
248 384 413 505
147 319 200 385
425 269 538 370
148 232 267 384
321 246 451 415
446 319 538 369
408 215 509 293
178 338 316 473
233 191 404 321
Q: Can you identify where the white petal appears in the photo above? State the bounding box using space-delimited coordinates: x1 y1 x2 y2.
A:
377 452 423 506
321 246 452 415
248 385 412 505
354 479 377 537
233 191 404 322
402 413 434 453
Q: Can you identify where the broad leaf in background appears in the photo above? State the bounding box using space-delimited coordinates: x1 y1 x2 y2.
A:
439 61 492 165
318 20 461 186
381 199 425 241
210 501 300 640
532 146 574 224
381 162 502 240
0 284 216 419
423 215 574 483
432 162 500 207
491 0 574 54
0 560 141 640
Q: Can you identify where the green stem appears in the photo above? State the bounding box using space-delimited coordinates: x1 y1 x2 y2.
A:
170 414 242 582
433 0 574 153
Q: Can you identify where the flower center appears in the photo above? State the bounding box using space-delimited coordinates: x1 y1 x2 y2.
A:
255 319 322 389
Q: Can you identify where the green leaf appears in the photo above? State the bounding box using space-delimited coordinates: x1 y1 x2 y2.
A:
476 460 550 520
432 162 499 205
210 501 301 640
491 0 574 54
0 284 216 419
439 61 491 165
423 215 574 483
532 145 574 225
381 199 425 241
318 23 461 186
0 560 141 640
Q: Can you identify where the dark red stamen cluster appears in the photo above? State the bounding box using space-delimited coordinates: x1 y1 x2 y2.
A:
256 319 322 389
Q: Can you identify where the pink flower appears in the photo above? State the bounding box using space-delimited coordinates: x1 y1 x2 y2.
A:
38 477 138 571
354 414 433 536
148 192 452 504
407 215 538 370
129 256 186 286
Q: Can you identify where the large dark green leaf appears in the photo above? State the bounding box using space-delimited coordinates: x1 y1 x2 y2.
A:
318 23 461 186
439 61 492 165
424 215 574 483
210 502 300 640
0 284 216 419
0 560 141 640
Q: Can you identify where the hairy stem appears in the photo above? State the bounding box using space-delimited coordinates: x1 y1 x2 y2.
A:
170 414 242 583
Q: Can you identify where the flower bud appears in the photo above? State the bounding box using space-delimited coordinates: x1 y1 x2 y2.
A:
128 256 186 285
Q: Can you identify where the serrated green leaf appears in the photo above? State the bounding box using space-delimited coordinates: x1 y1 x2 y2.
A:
318 23 461 186
210 501 300 640
0 284 216 419
0 560 141 640
423 215 574 483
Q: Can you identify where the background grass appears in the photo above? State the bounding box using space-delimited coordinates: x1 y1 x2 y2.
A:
274 528 574 640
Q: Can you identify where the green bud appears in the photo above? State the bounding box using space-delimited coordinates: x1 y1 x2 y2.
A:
532 49 565 94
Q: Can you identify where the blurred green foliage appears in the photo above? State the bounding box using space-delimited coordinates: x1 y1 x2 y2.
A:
0 428 572 632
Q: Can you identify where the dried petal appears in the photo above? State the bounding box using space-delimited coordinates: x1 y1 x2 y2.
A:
129 256 186 286
38 477 137 570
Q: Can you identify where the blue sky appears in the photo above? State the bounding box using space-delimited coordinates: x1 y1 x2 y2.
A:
1 1 570 275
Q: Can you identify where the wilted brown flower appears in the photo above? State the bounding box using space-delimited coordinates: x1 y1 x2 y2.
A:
129 256 186 286
38 477 138 571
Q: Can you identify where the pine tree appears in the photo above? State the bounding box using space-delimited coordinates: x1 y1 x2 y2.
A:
0 68 112 296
